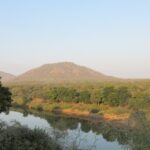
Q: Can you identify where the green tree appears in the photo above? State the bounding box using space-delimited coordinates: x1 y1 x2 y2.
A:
48 88 59 101
0 78 12 112
116 86 131 105
79 90 91 103
102 86 118 106
102 86 131 106
91 89 102 105
48 87 78 102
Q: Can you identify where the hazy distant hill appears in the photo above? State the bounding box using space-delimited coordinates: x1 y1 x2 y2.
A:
0 71 15 82
13 62 118 83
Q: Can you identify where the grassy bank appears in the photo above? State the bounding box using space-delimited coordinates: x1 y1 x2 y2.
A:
13 98 131 122
9 81 150 122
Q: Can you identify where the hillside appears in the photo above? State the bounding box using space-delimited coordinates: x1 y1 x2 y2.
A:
0 71 15 82
13 62 118 83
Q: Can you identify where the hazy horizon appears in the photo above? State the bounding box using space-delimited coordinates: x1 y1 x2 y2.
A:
0 1 150 78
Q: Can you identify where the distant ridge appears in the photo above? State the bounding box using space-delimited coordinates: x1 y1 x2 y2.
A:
12 62 119 83
0 71 15 82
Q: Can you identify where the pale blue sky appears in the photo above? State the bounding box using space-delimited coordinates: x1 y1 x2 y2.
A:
0 0 150 78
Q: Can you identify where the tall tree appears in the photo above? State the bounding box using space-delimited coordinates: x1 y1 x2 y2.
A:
102 86 117 105
79 90 91 103
116 86 131 105
0 78 12 112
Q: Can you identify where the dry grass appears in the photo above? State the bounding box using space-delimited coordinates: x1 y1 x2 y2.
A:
26 99 130 121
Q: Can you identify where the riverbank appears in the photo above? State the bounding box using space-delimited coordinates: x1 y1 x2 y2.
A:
13 98 130 123
1 110 138 150
62 109 129 122
11 107 129 131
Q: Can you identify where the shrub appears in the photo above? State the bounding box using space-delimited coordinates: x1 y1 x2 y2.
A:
52 106 62 114
36 106 43 112
12 102 20 108
0 80 12 112
0 122 62 150
90 108 99 114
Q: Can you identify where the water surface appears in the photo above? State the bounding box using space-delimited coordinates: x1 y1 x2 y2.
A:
0 111 132 150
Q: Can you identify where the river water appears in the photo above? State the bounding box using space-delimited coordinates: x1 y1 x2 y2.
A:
0 111 132 150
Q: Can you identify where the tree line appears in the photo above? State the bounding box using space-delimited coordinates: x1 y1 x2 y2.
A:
9 81 150 109
9 84 135 107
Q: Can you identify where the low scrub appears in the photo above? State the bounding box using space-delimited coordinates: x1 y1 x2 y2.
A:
36 106 43 112
90 108 100 114
52 106 62 114
0 121 62 150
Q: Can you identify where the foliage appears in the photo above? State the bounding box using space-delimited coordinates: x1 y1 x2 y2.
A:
48 87 78 102
36 106 43 112
7 80 150 112
0 122 62 150
0 79 12 112
90 108 99 114
52 106 62 114
79 90 91 103
102 86 131 106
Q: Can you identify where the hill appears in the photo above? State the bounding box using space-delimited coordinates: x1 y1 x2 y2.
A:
12 62 119 83
0 71 15 82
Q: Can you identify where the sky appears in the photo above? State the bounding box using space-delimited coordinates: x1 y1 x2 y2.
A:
0 0 150 78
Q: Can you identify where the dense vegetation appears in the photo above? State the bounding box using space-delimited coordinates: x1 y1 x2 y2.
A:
0 122 61 150
9 81 150 112
0 79 62 150
1 79 150 150
0 79 12 112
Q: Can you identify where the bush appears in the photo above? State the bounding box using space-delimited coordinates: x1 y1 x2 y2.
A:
52 106 62 114
12 102 21 108
36 106 43 112
90 108 99 114
0 80 12 112
0 122 62 150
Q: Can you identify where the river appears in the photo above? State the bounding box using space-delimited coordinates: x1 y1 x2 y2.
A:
0 110 144 150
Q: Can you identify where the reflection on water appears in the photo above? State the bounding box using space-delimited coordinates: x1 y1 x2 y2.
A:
0 111 50 129
0 110 150 150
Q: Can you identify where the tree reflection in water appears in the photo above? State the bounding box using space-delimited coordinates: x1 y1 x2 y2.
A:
19 110 150 150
